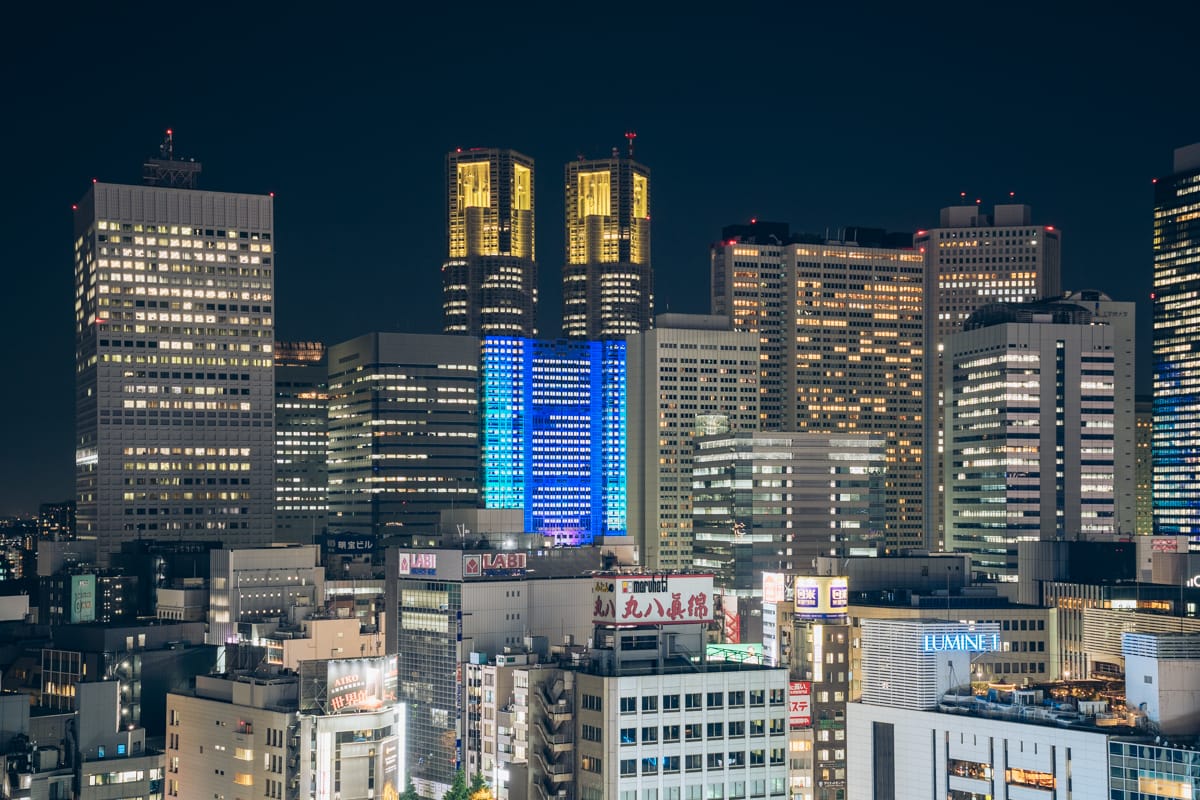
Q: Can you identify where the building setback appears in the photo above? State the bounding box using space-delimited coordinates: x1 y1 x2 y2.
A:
74 152 275 564
442 147 538 337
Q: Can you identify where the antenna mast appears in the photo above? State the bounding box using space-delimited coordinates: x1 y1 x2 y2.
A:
625 131 637 158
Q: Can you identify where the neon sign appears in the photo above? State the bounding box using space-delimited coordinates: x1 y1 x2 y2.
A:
922 632 1000 653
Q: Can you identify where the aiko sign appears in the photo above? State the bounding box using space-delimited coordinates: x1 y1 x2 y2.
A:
921 631 1000 653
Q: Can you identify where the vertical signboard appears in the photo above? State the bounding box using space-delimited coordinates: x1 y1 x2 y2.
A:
789 681 812 728
70 574 95 623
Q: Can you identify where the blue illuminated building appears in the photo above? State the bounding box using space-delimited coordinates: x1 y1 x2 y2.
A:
481 337 626 544
1154 143 1200 534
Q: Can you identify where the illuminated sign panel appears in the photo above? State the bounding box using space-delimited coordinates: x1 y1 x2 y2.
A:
462 552 527 578
793 576 849 620
300 656 399 715
762 572 787 605
396 553 437 576
789 681 812 728
592 574 714 625
70 575 95 623
921 632 1000 653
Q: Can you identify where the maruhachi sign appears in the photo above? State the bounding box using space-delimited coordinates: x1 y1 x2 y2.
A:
922 631 1000 653
592 573 715 625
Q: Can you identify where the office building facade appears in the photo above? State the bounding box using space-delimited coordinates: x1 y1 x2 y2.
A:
916 204 1062 549
712 228 925 549
274 341 328 545
944 298 1125 581
562 154 652 338
480 336 626 544
625 314 760 570
74 176 275 564
1136 395 1153 536
691 433 886 594
1153 143 1200 534
442 148 538 337
326 332 479 543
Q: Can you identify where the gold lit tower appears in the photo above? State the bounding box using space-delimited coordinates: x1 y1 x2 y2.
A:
442 148 537 336
562 135 652 339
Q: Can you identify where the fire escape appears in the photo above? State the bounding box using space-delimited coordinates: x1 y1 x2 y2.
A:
531 676 574 800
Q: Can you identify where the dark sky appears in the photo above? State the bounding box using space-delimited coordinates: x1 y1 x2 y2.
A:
3 4 1198 515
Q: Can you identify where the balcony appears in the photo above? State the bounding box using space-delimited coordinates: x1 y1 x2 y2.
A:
538 729 574 755
533 689 573 725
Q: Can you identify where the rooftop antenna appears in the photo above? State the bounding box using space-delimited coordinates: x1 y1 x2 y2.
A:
625 131 637 158
143 128 201 188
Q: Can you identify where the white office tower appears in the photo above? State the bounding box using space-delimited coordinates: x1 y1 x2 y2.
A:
915 204 1061 549
944 296 1129 581
625 314 760 570
74 143 275 564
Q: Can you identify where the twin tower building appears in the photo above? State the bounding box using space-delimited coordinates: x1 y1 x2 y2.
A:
440 145 652 339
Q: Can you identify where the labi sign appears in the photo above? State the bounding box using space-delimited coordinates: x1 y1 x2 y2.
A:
921 631 1000 653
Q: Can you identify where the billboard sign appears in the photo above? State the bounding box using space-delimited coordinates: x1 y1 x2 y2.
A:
762 571 787 605
324 532 378 555
921 631 1000 653
301 655 399 715
592 574 714 625
1151 538 1179 554
794 576 849 620
396 552 437 576
380 738 400 800
462 551 527 578
70 574 95 623
720 593 740 643
789 681 812 728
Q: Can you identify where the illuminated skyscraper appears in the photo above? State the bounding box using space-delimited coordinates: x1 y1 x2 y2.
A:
1136 395 1153 537
74 138 275 565
562 149 652 338
915 204 1061 548
326 333 479 544
274 341 328 544
442 148 538 337
713 225 925 549
944 297 1123 582
480 337 626 543
1153 143 1200 534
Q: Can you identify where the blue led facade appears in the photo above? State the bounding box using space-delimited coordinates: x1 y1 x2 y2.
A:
481 337 626 544
1153 151 1200 534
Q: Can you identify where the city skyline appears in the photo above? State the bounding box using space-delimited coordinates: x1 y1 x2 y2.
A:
5 6 1200 513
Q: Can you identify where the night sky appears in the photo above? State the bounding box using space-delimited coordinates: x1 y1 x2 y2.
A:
4 4 1199 515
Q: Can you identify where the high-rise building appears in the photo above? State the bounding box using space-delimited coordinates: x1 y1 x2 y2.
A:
326 333 479 544
1153 143 1200 535
944 297 1128 581
74 139 275 565
915 204 1062 548
1136 395 1153 536
562 149 652 338
480 336 627 544
442 148 538 337
712 226 925 549
625 314 760 570
274 341 328 545
691 433 885 602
